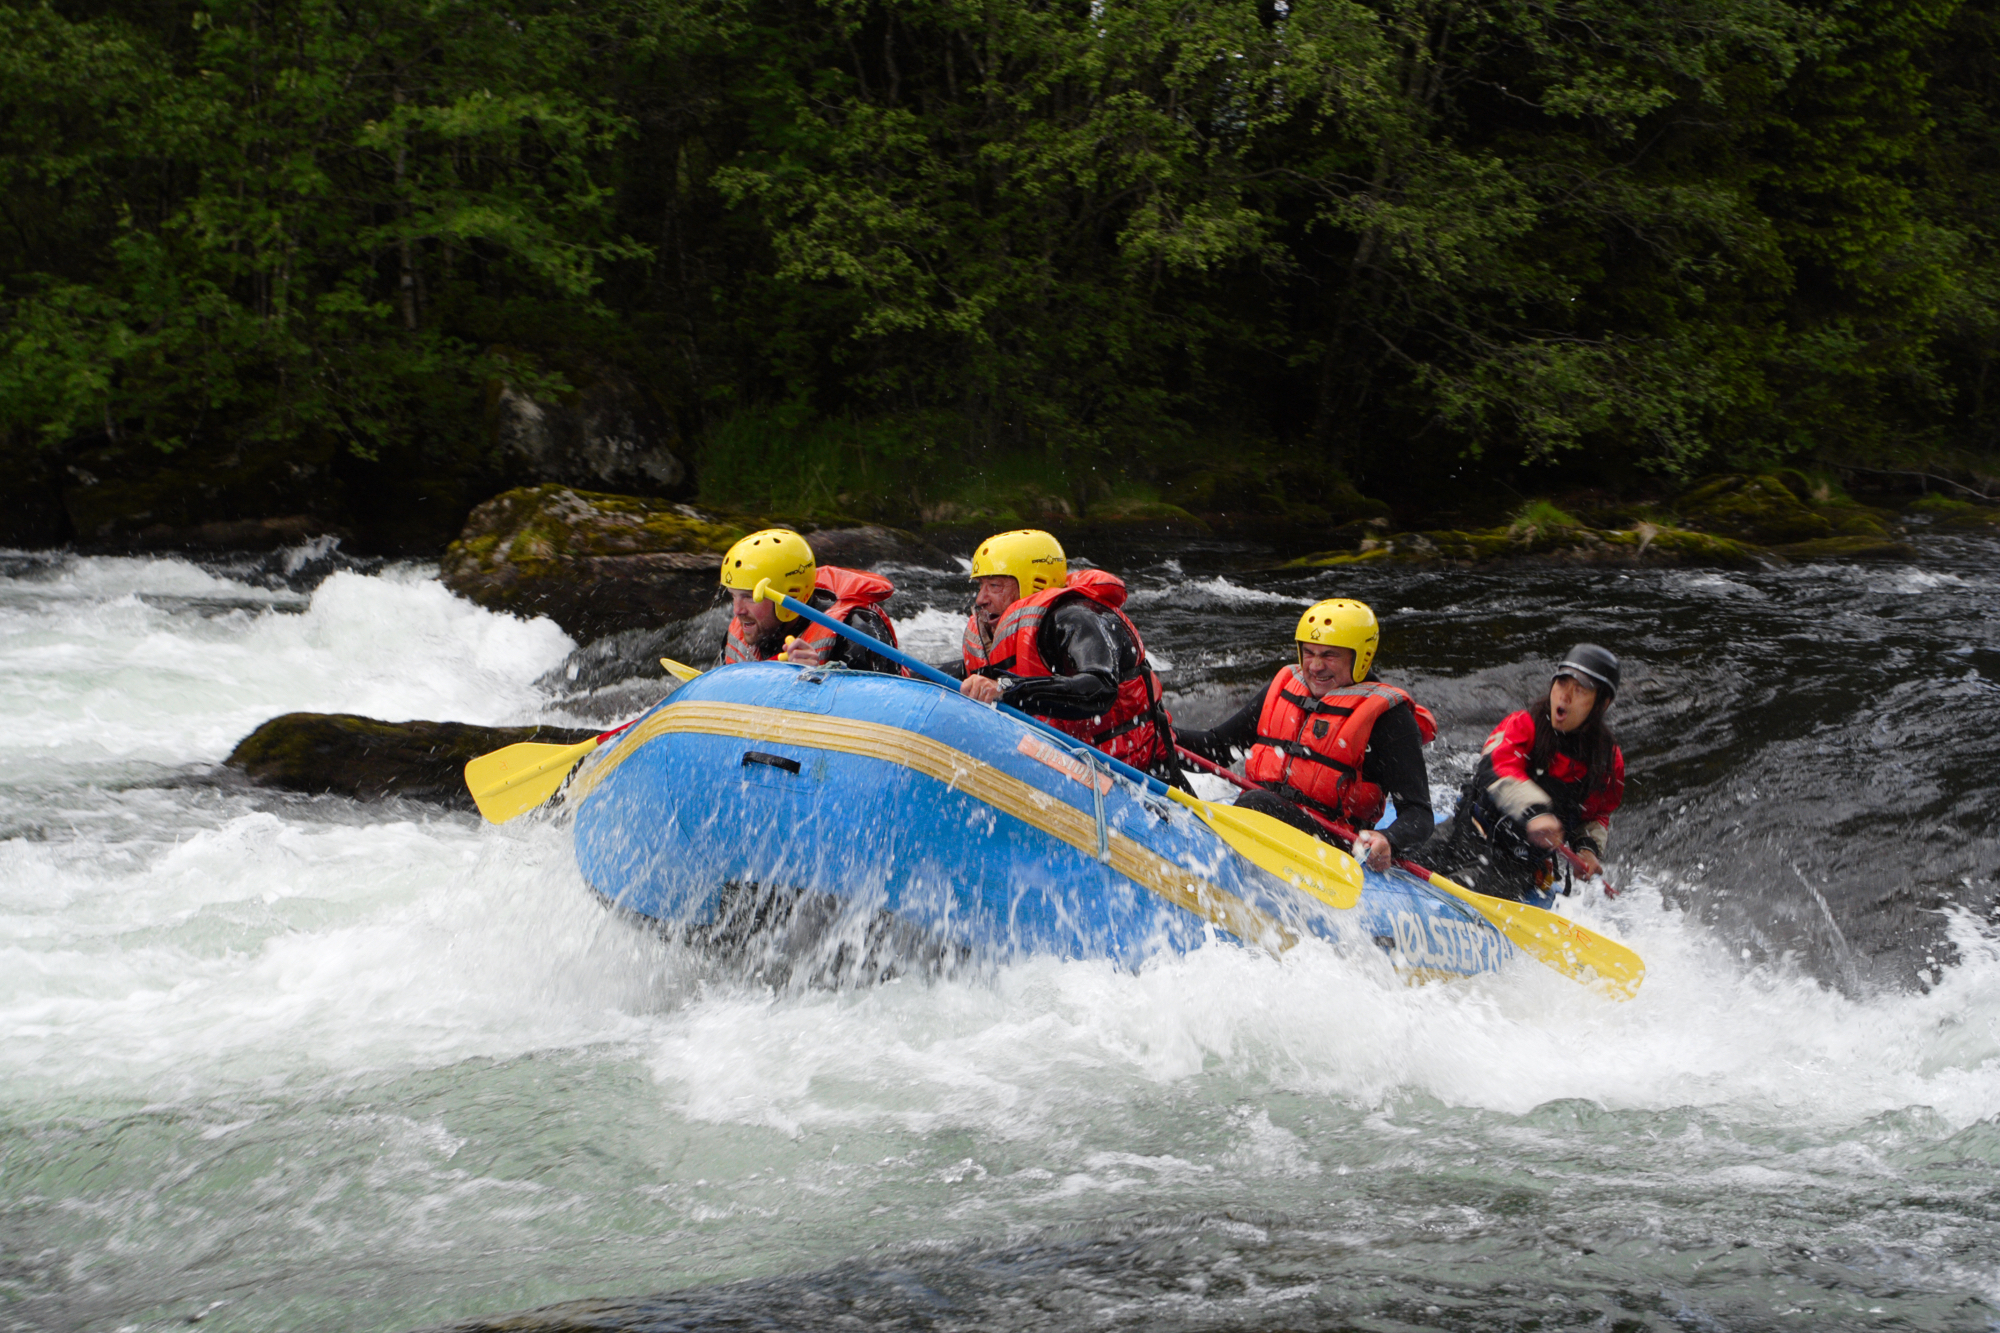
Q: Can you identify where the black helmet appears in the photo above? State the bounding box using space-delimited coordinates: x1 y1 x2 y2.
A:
1555 643 1620 698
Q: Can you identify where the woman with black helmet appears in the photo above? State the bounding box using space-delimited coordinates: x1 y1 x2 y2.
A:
1419 644 1626 902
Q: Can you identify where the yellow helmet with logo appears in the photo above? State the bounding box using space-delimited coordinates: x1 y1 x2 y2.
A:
1295 598 1379 681
970 529 1067 596
719 528 816 622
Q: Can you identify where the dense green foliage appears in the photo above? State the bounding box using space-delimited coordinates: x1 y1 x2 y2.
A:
4 0 1998 540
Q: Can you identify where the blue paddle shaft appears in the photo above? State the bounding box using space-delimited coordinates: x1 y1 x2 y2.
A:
760 585 1172 798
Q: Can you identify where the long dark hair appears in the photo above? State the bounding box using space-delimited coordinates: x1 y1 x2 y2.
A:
1527 684 1618 792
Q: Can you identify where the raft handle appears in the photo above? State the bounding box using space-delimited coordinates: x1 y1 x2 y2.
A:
741 751 802 775
1070 744 1112 864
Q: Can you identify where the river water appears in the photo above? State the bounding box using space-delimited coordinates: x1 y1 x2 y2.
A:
3 533 1998 1332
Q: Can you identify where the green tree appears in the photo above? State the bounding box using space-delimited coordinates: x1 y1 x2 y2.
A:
1 0 646 462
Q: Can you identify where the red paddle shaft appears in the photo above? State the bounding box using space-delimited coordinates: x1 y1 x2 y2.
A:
1172 744 1616 897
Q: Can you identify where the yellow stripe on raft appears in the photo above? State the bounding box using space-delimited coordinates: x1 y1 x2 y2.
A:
570 700 1296 955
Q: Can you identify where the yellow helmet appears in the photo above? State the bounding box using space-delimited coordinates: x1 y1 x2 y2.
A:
719 528 815 622
1295 598 1379 681
970 529 1067 596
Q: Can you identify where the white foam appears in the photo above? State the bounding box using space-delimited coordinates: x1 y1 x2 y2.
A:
899 605 969 663
1671 571 1765 598
0 811 667 1096
1127 576 1304 608
0 552 298 607
0 563 573 772
634 897 2000 1147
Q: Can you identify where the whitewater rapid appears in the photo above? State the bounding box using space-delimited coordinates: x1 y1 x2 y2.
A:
4 550 1998 1332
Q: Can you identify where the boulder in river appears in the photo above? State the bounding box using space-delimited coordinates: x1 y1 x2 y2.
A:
1671 471 1908 557
440 484 948 641
1283 515 1764 570
1283 476 1920 569
225 713 597 809
1906 493 2000 529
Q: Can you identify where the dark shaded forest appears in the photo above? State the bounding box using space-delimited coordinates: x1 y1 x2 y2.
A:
4 0 1999 550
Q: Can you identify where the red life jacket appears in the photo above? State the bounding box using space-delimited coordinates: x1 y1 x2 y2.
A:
725 566 900 666
1243 666 1437 825
960 569 1173 768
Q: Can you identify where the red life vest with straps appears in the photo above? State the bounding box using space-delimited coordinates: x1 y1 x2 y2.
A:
1243 666 1437 826
725 566 900 666
960 569 1173 768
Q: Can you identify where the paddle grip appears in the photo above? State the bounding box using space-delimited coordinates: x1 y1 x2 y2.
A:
753 579 1173 799
1553 843 1618 897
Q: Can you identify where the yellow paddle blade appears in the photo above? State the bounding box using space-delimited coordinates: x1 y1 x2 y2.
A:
463 737 602 824
1168 789 1363 910
660 657 703 682
1423 871 1645 1000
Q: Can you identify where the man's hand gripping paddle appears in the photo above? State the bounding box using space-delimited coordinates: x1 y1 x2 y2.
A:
463 657 705 823
1174 745 1643 999
750 579 1362 911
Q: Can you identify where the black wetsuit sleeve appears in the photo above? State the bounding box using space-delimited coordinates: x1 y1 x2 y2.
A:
998 600 1123 719
1361 702 1433 852
1174 692 1264 764
935 657 969 680
823 605 900 675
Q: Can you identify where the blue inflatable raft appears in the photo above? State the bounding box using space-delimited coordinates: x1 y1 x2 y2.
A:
568 662 1519 982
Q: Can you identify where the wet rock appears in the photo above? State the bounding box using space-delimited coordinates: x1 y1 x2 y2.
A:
1672 472 1898 546
224 713 597 808
128 515 352 551
491 358 690 498
1283 517 1762 570
1673 473 1831 543
440 485 948 641
1768 535 1916 560
914 481 1211 539
798 523 952 568
536 608 730 723
1906 494 2000 529
440 485 748 640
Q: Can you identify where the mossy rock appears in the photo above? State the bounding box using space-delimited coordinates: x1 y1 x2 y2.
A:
1673 473 1896 545
225 713 597 808
1283 520 1761 569
1599 525 1764 565
1674 474 1832 543
449 483 747 565
1768 535 1916 561
442 484 945 641
1284 543 1408 569
1074 496 1211 538
1907 494 2000 528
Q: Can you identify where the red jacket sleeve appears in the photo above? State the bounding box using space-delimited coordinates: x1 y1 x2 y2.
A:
1477 711 1553 820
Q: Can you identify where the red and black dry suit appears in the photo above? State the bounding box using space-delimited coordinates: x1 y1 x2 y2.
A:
1177 666 1436 852
725 566 901 673
1420 709 1625 900
960 569 1178 776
